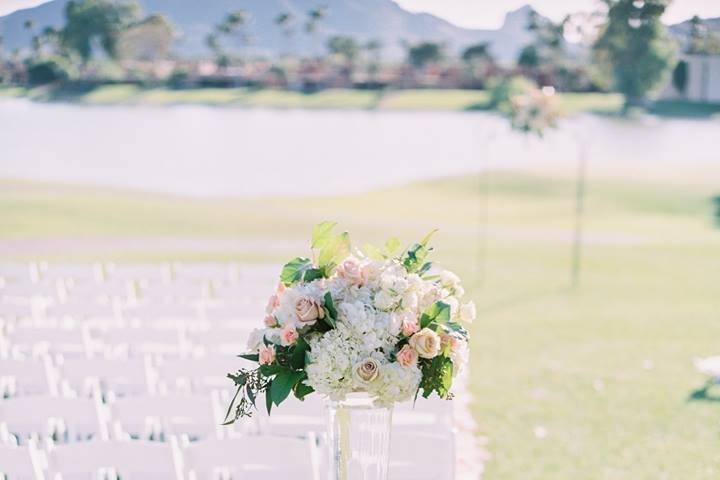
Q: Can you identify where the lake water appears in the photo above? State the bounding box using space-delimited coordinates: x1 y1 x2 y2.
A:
0 97 718 197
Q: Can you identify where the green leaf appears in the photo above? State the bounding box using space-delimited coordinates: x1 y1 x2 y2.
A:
420 229 439 247
238 353 259 362
294 381 315 400
311 221 338 249
265 385 273 415
417 262 433 276
280 257 312 286
324 291 337 322
384 237 402 255
420 301 451 329
259 364 282 376
419 356 454 399
270 369 304 406
290 337 310 370
363 243 385 260
318 231 351 271
223 385 242 424
303 268 325 282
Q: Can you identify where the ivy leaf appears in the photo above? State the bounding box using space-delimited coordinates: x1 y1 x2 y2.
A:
420 301 451 329
312 221 338 249
270 369 304 406
280 257 312 286
384 237 402 255
363 243 385 260
318 231 351 271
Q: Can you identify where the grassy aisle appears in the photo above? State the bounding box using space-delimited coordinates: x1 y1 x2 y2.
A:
1 165 719 478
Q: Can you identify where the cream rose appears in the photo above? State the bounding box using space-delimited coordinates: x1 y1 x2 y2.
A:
409 328 441 359
353 358 380 383
396 344 419 367
295 296 325 324
258 344 276 365
401 316 420 337
337 256 364 286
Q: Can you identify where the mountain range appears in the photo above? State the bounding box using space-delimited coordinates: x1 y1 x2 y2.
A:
0 0 538 61
0 0 718 62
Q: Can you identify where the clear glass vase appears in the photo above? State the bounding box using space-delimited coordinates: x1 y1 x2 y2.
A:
325 393 393 480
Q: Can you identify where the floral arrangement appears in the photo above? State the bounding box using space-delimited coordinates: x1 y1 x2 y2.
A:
508 86 560 136
223 223 473 423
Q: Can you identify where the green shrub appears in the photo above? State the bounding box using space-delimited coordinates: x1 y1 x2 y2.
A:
488 76 536 111
26 56 76 85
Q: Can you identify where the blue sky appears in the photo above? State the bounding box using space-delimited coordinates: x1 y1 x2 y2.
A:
2 0 719 28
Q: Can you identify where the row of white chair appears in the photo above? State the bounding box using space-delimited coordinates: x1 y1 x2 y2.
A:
1 324 255 358
0 262 281 285
0 353 253 398
0 429 454 480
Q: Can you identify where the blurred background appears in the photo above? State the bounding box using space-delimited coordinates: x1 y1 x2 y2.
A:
1 0 719 478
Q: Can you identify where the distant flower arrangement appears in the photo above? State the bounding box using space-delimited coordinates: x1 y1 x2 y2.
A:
224 223 473 423
509 86 560 136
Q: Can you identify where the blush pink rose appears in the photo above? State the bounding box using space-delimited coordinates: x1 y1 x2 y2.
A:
337 256 364 286
258 344 276 365
401 316 420 337
265 294 280 315
264 315 278 327
280 324 299 346
396 344 418 367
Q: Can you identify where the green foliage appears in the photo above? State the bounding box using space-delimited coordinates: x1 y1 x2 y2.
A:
327 35 360 64
26 56 76 85
401 229 437 273
280 256 312 286
672 60 688 95
517 45 540 68
323 291 337 328
593 0 676 106
488 76 536 111
311 221 337 249
418 355 454 399
420 301 451 330
116 14 174 61
270 368 304 406
316 229 350 274
407 42 444 68
61 0 141 62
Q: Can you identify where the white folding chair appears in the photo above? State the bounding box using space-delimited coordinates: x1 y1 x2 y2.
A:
56 356 151 398
172 262 235 283
137 283 206 303
156 355 252 395
390 431 455 480
0 396 103 444
106 263 170 283
0 356 54 397
46 439 182 480
39 264 101 284
0 303 34 322
94 326 185 356
0 263 35 283
200 304 264 324
256 395 325 438
181 436 318 480
43 301 117 323
1 281 60 302
121 303 200 326
0 441 44 480
187 326 254 356
108 394 217 441
6 326 89 358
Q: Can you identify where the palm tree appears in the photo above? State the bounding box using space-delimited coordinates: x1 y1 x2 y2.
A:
216 10 251 64
274 12 295 56
305 5 327 58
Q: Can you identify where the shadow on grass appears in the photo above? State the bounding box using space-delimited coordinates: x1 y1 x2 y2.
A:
687 381 720 403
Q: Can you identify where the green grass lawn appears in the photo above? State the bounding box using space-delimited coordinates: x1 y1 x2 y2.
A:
1 166 719 479
0 85 624 113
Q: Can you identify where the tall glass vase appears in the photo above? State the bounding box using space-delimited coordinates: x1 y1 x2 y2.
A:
325 393 393 480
